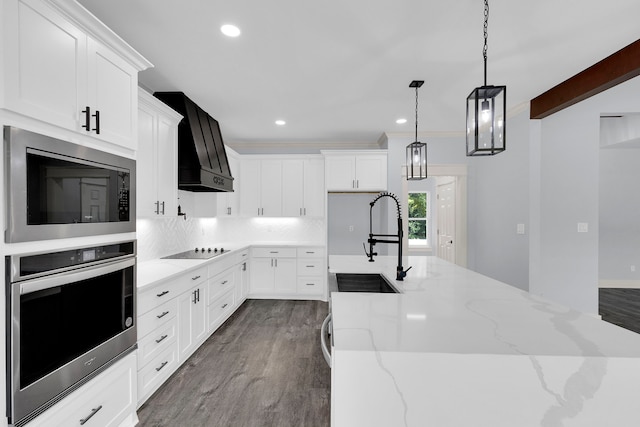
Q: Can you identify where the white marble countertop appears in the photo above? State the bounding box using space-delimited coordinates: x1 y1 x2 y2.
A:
329 255 640 426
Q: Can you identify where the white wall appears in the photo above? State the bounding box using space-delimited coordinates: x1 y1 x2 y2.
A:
529 75 640 314
599 146 640 283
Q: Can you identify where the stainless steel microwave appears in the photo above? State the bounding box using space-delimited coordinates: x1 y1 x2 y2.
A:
4 126 136 243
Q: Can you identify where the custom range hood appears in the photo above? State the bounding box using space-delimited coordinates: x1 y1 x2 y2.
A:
154 91 233 192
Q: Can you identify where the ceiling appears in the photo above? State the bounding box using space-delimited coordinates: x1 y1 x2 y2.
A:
77 0 640 149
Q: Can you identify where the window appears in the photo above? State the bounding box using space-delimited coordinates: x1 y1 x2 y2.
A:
408 191 429 246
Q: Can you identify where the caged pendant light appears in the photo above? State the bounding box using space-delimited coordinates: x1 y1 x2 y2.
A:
466 0 506 156
406 80 427 180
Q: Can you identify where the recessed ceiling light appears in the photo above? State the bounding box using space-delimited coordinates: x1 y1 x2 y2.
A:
396 118 407 124
275 120 286 126
221 24 241 37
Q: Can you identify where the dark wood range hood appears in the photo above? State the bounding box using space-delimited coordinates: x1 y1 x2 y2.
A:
154 91 234 192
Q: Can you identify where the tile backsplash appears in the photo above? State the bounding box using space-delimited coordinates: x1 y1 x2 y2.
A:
137 217 325 261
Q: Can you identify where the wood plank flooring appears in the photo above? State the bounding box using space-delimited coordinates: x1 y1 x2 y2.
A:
137 299 330 427
599 288 640 334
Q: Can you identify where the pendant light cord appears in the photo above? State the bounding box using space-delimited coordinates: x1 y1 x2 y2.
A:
483 0 489 86
414 85 419 142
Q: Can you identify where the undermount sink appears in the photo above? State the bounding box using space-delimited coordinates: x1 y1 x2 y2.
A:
335 273 398 293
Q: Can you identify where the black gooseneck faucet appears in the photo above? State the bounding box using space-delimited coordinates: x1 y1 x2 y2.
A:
364 192 412 281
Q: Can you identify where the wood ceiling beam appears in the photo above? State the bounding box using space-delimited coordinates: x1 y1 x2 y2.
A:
530 39 640 119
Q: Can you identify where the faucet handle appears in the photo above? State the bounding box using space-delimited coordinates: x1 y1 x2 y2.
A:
396 266 412 281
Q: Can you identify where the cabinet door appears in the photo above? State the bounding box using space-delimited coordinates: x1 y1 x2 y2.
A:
4 0 87 130
355 155 387 191
260 160 283 216
303 158 325 217
250 258 274 294
216 155 239 216
282 160 304 217
325 156 356 191
178 287 206 361
240 159 260 216
274 258 297 293
136 105 158 217
156 113 178 216
86 38 138 149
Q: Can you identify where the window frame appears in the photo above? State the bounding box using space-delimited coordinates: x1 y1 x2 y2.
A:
407 190 430 247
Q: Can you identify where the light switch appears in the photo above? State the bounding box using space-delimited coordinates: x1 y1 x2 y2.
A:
577 222 589 233
516 224 525 234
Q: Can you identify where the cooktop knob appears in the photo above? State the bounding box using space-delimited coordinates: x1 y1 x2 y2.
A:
195 247 199 252
214 248 219 253
207 248 212 252
220 247 225 252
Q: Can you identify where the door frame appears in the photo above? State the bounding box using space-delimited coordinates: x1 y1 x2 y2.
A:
401 164 468 267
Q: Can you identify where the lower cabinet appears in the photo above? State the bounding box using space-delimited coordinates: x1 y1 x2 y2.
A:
249 246 326 299
27 352 138 427
178 282 207 362
136 250 249 408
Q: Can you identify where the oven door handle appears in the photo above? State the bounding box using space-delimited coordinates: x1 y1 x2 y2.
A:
19 258 136 295
320 313 332 368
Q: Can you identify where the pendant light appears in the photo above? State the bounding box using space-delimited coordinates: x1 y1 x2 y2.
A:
406 80 427 180
466 0 506 156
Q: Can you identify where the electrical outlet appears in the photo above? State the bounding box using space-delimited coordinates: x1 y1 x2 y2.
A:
348 225 354 232
577 222 589 233
516 224 525 234
632 265 636 272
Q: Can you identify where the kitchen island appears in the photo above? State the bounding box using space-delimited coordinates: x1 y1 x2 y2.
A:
329 255 640 427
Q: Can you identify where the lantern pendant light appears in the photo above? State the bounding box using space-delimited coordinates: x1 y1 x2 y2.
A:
466 0 506 156
406 80 427 180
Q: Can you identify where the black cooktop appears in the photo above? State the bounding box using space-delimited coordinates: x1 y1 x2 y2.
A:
162 247 228 260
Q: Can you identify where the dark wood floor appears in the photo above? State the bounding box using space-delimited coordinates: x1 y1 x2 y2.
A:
599 288 640 334
137 299 331 427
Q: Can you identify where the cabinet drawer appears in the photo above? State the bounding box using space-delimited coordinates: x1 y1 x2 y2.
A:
138 345 178 405
138 280 178 316
177 265 208 287
208 269 235 303
297 278 324 295
296 258 324 276
28 353 136 427
208 254 236 276
297 247 325 258
137 317 177 369
138 298 178 339
251 247 297 258
207 288 235 331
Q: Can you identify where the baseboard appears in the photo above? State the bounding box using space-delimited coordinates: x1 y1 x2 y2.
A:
599 279 640 289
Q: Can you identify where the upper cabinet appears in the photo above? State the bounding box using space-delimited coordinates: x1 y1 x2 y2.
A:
1 0 152 150
215 153 240 217
323 150 387 192
240 156 325 218
137 89 182 218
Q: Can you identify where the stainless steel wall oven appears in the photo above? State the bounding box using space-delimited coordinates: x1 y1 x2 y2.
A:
4 126 136 243
5 241 137 426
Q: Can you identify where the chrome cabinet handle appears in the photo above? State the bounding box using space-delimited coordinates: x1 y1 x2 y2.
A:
227 207 231 215
356 179 359 188
155 201 160 215
352 179 355 188
275 259 278 267
156 361 168 372
157 290 169 297
222 303 228 309
157 311 169 319
306 283 314 286
79 405 103 425
306 265 314 268
192 275 201 281
155 334 168 344
161 201 165 215
270 251 279 254
242 262 247 271
221 280 228 285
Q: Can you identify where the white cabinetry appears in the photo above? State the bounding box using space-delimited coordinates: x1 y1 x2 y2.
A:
241 156 324 217
177 267 208 362
27 352 137 427
282 158 325 217
250 247 297 295
323 151 387 191
1 0 151 150
296 247 326 297
249 246 326 299
137 89 182 218
216 153 240 216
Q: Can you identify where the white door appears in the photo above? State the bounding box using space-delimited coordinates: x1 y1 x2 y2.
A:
437 178 456 263
282 159 304 216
